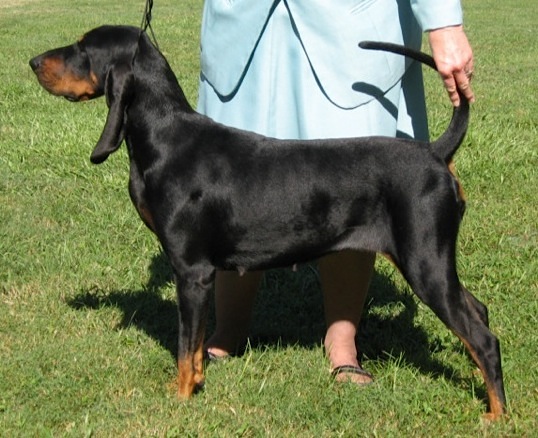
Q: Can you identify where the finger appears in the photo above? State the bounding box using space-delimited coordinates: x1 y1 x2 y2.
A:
465 60 475 78
443 75 461 107
454 70 475 103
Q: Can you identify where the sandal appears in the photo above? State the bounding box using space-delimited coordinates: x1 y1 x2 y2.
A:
331 364 374 386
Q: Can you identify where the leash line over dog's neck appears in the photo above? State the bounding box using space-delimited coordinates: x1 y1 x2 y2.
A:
140 0 159 50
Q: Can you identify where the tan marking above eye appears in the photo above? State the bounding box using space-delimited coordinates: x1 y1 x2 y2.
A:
90 71 98 86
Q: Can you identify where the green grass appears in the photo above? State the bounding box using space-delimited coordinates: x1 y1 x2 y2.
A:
1 0 537 436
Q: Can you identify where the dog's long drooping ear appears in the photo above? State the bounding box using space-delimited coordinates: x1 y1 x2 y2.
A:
90 63 134 164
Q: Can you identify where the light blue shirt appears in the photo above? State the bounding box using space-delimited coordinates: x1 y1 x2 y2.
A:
200 0 463 109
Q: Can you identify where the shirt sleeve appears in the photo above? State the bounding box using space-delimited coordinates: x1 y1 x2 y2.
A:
410 0 463 31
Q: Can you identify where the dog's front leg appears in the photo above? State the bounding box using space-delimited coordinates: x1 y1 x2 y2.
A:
174 267 214 399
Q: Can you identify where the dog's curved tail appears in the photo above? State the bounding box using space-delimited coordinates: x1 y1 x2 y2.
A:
358 41 469 164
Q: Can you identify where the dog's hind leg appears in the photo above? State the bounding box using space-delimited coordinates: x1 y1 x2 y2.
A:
399 251 506 419
460 286 489 327
172 265 215 398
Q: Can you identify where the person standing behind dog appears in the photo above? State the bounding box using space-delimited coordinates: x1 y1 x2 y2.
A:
197 0 474 384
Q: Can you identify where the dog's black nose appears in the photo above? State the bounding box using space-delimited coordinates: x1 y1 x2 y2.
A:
29 56 40 71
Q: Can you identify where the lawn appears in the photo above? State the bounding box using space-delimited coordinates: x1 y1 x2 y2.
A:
1 0 536 436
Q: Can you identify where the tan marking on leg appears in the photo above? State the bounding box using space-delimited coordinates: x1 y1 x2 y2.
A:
177 356 196 399
193 344 205 386
176 343 206 398
456 334 505 419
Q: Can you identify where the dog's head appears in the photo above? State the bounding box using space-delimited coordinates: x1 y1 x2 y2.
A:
29 25 141 102
30 25 145 163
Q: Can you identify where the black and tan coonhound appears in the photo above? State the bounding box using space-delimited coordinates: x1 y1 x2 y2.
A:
29 25 505 419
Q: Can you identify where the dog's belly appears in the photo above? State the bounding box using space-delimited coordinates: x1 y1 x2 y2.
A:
214 218 386 272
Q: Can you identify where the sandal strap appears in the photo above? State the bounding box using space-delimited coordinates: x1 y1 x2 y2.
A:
331 364 373 380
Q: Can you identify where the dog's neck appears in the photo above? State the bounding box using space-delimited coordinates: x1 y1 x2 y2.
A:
118 33 201 171
132 33 194 114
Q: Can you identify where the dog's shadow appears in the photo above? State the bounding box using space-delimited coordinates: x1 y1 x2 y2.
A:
68 250 481 396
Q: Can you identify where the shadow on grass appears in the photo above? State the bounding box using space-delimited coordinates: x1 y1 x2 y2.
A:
68 250 485 402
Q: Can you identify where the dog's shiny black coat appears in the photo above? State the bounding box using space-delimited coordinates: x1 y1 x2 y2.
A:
30 25 505 418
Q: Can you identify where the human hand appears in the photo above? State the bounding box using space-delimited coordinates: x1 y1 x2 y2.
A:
428 25 474 107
